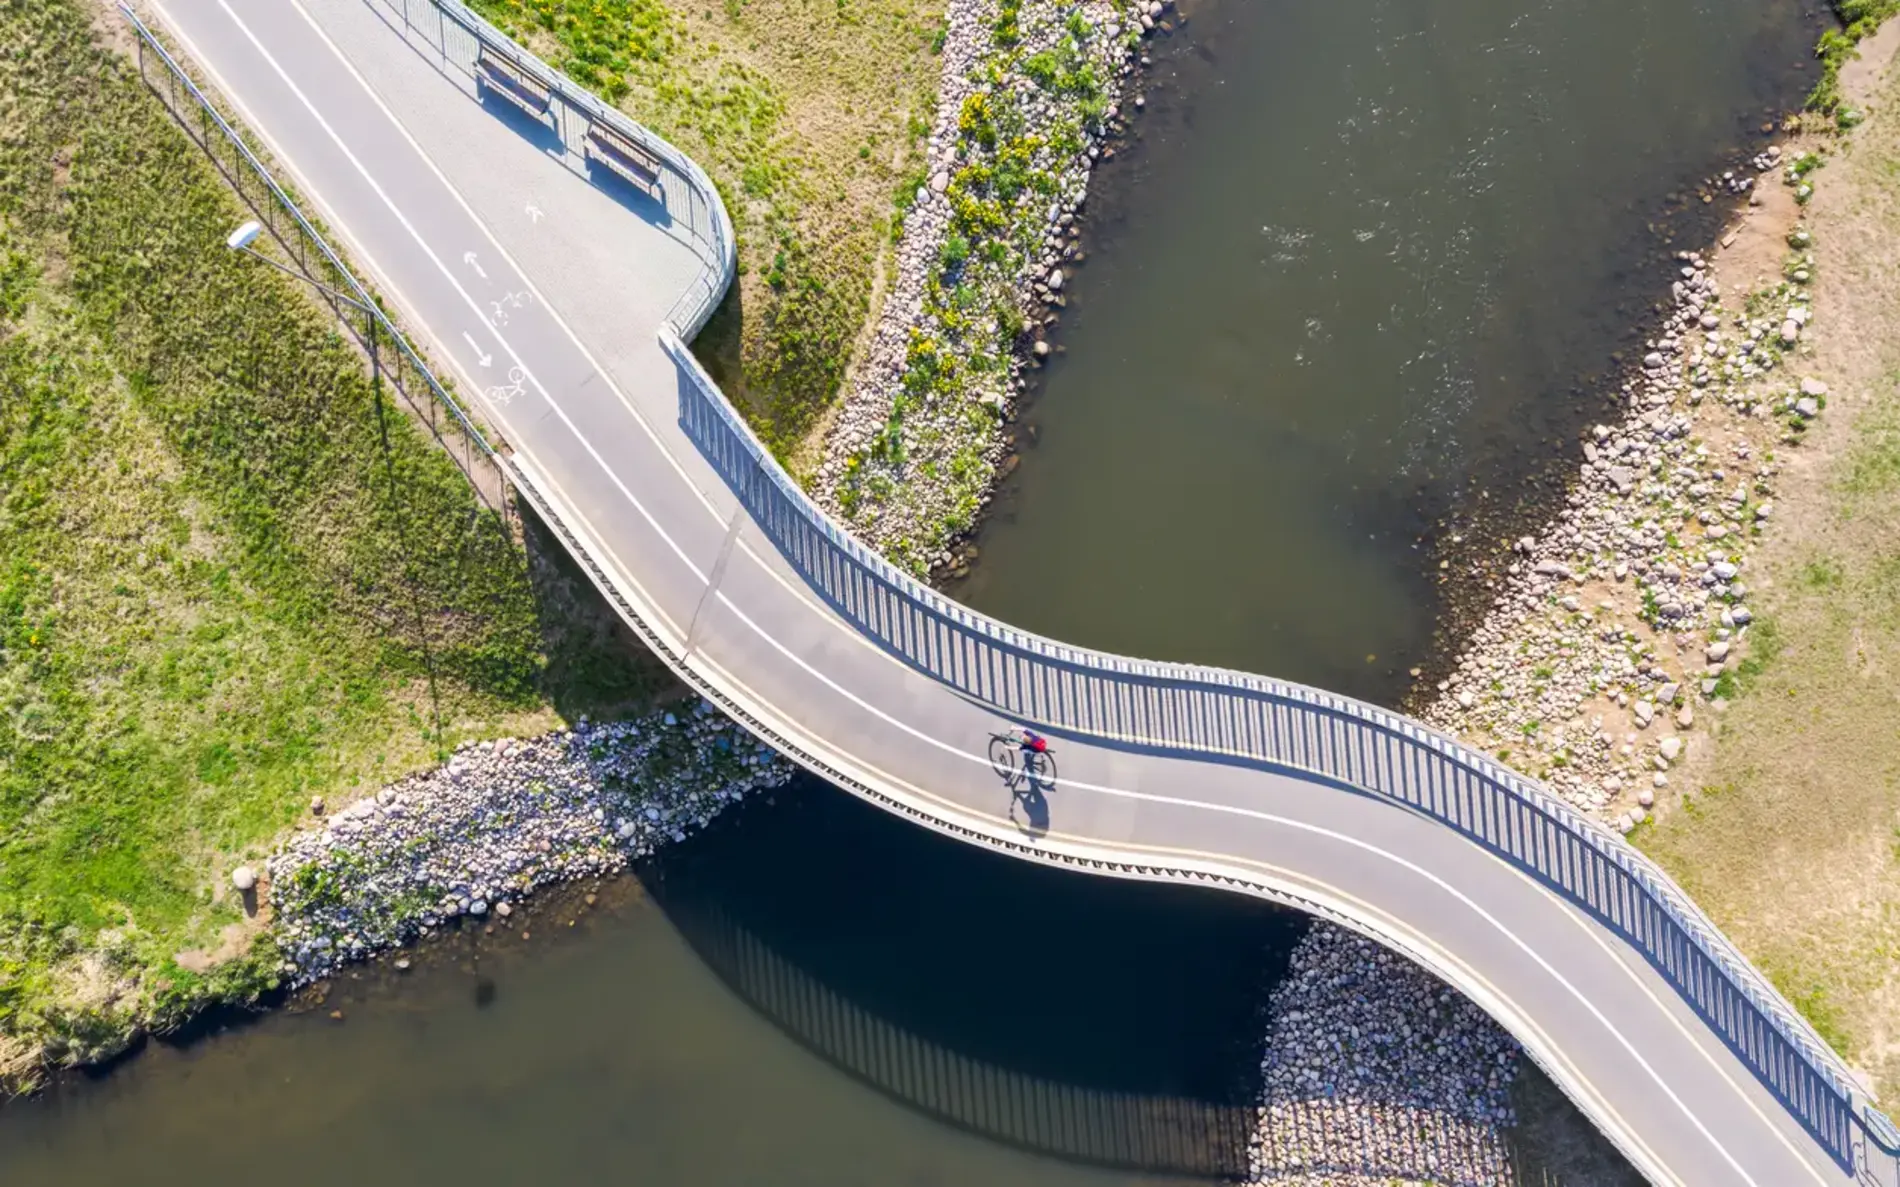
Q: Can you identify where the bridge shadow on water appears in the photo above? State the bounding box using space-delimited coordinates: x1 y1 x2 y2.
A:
637 779 1307 1179
673 337 1872 1170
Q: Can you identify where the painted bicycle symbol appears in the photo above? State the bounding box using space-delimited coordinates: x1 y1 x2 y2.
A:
485 365 527 407
489 289 533 327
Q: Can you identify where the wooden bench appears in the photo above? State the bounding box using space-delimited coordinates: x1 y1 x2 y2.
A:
585 121 663 198
474 45 552 119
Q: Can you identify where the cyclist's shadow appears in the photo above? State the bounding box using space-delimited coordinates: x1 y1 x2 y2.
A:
1009 782 1052 838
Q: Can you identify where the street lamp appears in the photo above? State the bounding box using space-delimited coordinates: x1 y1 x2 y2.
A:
225 220 372 313
225 219 379 379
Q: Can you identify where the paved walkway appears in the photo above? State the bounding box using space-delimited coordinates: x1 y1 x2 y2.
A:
145 1 1878 1182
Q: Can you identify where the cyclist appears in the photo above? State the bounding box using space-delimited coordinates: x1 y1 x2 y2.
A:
1019 727 1049 759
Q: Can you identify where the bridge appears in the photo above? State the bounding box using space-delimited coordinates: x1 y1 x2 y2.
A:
126 0 1900 1182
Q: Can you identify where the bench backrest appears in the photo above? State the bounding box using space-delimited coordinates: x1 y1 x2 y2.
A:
588 121 655 164
476 45 549 101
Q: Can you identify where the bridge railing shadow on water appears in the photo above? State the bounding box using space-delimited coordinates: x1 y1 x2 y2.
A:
666 324 1900 1179
639 790 1565 1186
660 896 1255 1179
666 901 1568 1186
116 0 1900 1177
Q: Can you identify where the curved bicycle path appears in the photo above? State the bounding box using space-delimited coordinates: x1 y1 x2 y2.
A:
141 0 1890 1182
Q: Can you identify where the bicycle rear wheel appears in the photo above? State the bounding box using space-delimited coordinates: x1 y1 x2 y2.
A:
987 734 1019 783
1025 749 1057 789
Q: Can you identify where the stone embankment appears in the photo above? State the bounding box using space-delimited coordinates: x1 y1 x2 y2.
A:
1421 142 1820 832
1245 142 1828 1182
1250 928 1520 1187
814 0 1171 573
265 701 793 984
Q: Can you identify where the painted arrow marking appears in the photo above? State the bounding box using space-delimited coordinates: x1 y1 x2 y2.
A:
461 330 492 367
462 250 487 279
525 201 544 224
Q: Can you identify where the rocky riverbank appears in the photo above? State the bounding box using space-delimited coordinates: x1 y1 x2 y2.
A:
814 0 1169 574
265 702 794 986
1243 103 1853 1187
1419 144 1822 833
1249 927 1520 1186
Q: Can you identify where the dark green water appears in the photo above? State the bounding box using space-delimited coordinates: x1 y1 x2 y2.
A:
960 0 1822 705
0 786 1298 1185
0 0 1825 1182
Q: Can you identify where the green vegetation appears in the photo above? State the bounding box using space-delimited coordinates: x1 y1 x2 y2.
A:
1638 39 1900 1096
468 0 948 464
0 0 667 1088
1812 0 1900 113
830 0 1136 567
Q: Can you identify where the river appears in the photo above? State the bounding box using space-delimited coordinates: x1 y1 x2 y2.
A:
0 0 1822 1181
1 786 1295 1185
959 0 1822 706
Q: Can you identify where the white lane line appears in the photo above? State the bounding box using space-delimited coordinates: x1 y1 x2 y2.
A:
296 0 933 682
1540 879 1836 1184
154 4 1841 1178
719 511 1834 1181
459 328 491 366
198 0 709 592
697 484 1835 1180
492 463 1672 1181
152 0 696 643
284 0 730 527
701 585 1762 1186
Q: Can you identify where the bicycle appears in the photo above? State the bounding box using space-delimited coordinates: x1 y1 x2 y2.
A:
987 730 1058 793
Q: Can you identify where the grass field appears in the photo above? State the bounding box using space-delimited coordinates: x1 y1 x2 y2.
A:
0 0 669 1087
1637 35 1900 1100
467 0 946 467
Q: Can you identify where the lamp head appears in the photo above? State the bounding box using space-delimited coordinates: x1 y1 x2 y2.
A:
225 220 263 251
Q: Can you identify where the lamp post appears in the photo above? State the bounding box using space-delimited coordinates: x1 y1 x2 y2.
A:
227 221 442 746
225 220 378 381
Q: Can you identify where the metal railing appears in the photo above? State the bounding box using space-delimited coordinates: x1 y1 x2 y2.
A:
121 3 507 505
125 1 1900 1180
376 0 735 338
671 315 1898 1176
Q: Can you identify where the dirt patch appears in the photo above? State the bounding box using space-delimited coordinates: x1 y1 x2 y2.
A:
1637 33 1900 1099
1713 157 1804 291
84 0 142 61
1841 16 1900 106
175 880 274 974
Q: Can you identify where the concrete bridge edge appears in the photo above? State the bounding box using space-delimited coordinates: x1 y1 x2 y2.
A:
505 450 1678 1187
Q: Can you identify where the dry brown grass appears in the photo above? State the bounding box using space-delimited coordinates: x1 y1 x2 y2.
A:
1637 34 1900 1099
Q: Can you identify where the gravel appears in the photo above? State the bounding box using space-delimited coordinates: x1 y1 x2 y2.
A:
266 700 794 985
1250 927 1519 1186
